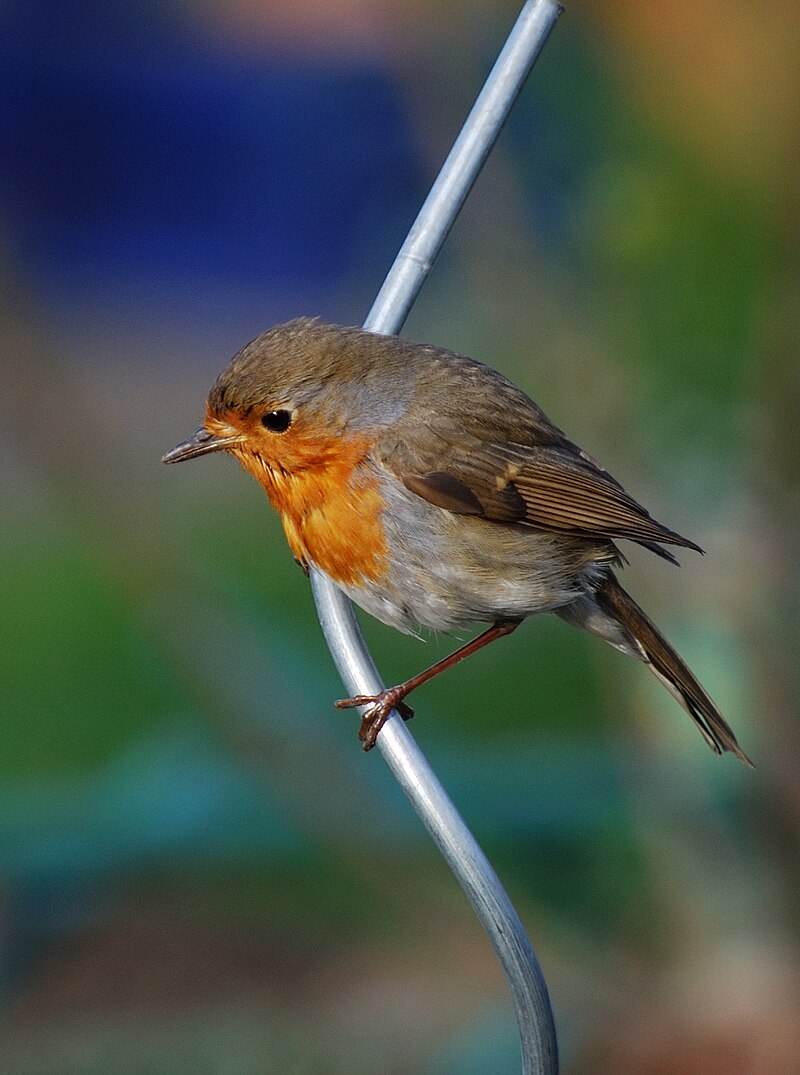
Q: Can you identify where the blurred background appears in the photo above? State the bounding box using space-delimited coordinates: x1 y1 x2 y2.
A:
1 1 798 1071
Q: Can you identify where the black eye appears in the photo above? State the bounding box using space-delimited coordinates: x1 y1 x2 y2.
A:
261 410 292 433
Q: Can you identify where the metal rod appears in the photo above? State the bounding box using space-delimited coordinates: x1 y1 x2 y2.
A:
310 2 563 1070
365 0 562 338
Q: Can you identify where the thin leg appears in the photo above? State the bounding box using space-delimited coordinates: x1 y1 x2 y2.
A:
335 619 521 750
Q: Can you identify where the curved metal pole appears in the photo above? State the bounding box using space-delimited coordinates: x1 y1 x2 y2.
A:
311 3 563 1071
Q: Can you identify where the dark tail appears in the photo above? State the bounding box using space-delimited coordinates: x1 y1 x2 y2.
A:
593 574 753 766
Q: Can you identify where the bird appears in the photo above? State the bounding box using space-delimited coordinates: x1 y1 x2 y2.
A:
163 317 751 763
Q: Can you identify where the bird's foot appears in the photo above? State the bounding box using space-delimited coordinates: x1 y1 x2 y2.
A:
334 689 414 751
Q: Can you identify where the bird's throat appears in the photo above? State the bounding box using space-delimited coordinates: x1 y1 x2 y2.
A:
233 437 389 586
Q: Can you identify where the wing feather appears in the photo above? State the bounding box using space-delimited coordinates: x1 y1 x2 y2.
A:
391 440 700 556
374 353 701 559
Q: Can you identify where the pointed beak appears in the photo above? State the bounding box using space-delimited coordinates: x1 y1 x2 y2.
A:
162 427 243 464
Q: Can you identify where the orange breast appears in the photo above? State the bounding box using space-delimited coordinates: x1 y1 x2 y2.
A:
232 428 389 587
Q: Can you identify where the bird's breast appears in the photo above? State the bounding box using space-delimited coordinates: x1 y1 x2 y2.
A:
235 435 390 587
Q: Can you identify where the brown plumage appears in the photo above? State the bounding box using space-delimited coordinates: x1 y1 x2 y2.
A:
164 318 751 763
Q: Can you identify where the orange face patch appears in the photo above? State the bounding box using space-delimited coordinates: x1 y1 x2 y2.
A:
206 408 388 586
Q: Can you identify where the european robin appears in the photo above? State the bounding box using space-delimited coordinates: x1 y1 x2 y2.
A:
164 318 751 763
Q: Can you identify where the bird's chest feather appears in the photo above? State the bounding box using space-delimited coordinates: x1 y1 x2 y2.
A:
235 434 389 586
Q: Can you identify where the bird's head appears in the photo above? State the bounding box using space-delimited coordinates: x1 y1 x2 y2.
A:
163 318 414 479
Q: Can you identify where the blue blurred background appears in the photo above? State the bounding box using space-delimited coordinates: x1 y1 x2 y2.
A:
1 1 798 1071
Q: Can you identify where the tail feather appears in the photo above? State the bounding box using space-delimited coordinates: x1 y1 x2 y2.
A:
592 574 753 766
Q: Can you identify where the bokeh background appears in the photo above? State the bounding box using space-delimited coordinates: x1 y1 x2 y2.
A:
1 1 798 1071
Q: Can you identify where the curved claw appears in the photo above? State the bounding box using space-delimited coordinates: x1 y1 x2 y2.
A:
334 688 414 750
396 700 414 722
334 694 373 711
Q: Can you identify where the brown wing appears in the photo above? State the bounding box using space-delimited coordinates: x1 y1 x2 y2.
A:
371 344 700 559
382 436 701 558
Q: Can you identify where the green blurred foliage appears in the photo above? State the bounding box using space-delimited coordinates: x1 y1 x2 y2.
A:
0 521 181 774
